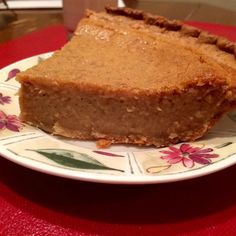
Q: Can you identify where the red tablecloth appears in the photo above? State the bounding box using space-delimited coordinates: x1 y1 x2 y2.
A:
0 22 236 236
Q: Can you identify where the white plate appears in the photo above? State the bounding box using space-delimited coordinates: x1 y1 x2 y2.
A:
1 52 236 184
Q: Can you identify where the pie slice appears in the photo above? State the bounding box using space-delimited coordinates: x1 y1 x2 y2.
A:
17 7 236 148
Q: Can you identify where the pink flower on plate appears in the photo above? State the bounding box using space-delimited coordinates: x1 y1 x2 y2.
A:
0 93 11 105
0 110 22 132
160 143 219 168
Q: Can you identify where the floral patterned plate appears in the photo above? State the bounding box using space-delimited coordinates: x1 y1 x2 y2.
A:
1 52 236 184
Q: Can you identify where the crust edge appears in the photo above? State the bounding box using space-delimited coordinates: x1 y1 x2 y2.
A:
105 6 236 59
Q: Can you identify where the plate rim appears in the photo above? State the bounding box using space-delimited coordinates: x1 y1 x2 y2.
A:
1 147 236 185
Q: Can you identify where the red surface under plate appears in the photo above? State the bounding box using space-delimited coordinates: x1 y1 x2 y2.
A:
0 22 236 236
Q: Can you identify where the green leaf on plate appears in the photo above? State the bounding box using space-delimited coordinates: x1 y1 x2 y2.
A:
215 142 233 149
28 149 124 172
146 165 171 174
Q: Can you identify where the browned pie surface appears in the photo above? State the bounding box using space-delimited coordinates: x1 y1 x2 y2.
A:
17 7 236 148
